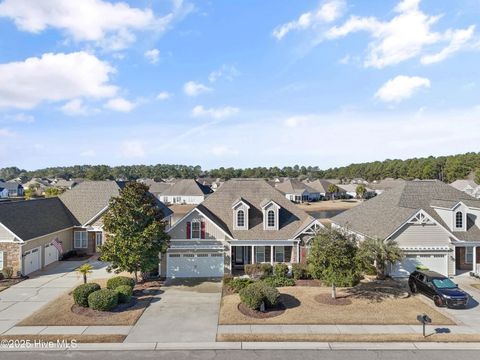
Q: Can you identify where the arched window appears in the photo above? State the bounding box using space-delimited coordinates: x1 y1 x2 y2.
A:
267 210 275 228
455 211 463 228
237 210 245 227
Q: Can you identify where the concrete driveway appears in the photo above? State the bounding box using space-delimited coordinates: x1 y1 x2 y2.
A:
0 258 110 334
125 279 222 343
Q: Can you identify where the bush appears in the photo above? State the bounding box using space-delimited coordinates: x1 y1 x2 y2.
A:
363 264 377 276
239 282 280 310
223 274 234 286
244 264 263 279
228 278 254 293
2 267 14 279
73 283 101 307
291 263 309 280
273 263 289 278
260 263 273 277
116 285 133 303
106 276 135 290
88 289 119 311
262 276 295 288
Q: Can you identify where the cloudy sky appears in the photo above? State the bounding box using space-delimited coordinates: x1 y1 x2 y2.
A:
0 0 479 170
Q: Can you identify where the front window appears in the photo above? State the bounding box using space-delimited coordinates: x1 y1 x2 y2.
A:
191 221 201 239
95 232 103 247
74 231 88 248
237 210 245 227
275 246 284 262
432 278 457 289
256 246 265 263
465 247 473 264
267 210 275 227
455 211 463 228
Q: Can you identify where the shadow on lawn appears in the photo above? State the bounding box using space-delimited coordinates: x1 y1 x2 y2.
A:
280 293 301 309
344 281 410 303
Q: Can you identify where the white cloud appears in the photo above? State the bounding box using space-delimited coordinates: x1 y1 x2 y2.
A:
2 113 35 123
210 146 239 157
0 0 192 50
273 0 346 40
183 81 212 96
121 140 145 158
375 75 430 103
191 105 239 119
61 99 89 116
80 149 96 157
208 64 239 83
144 48 160 64
0 128 15 137
326 0 477 68
0 52 117 109
156 91 172 100
284 115 312 128
104 97 136 112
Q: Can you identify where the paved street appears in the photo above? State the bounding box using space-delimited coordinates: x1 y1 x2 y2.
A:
125 279 222 343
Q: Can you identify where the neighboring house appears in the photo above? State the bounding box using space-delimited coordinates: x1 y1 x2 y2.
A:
331 180 480 278
0 181 172 276
52 179 79 190
369 178 405 195
338 184 376 199
0 182 24 198
160 179 213 204
305 179 346 200
22 178 52 196
275 179 320 203
450 179 480 199
350 178 369 185
197 177 224 192
163 179 323 278
138 179 173 198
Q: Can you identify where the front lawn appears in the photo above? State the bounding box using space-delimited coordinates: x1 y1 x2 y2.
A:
219 286 454 325
17 279 161 326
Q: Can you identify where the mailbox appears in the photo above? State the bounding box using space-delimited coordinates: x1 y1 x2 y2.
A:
417 313 432 337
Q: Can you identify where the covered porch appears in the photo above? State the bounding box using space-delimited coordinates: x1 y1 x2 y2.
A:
455 245 480 274
230 242 298 273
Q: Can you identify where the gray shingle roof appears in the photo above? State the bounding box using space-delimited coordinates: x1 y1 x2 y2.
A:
0 198 76 240
306 179 345 194
332 180 480 241
160 179 212 197
276 179 318 195
197 179 315 240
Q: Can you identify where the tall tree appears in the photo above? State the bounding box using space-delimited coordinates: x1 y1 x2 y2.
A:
475 169 480 184
355 184 367 199
101 182 170 282
356 238 403 279
327 184 339 200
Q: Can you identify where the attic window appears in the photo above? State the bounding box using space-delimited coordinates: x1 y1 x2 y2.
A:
455 211 463 229
267 210 275 228
237 210 245 227
191 221 201 239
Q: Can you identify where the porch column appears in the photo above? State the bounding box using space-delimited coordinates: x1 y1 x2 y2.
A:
229 245 233 274
473 246 477 273
271 246 274 265
251 246 255 264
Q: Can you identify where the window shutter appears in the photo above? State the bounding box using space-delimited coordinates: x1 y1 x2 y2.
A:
201 221 206 239
186 222 191 239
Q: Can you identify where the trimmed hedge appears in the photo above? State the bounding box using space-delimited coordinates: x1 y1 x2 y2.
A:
88 289 119 311
116 285 133 303
260 263 273 277
72 283 101 307
273 263 289 278
228 278 254 293
239 282 280 310
106 276 135 290
262 276 295 288
291 263 309 280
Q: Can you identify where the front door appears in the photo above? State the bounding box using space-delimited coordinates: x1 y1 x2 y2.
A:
235 247 244 265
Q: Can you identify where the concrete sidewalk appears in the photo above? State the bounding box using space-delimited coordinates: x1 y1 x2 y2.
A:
2 325 132 335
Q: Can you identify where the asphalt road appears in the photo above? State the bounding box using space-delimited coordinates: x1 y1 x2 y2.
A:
0 351 477 360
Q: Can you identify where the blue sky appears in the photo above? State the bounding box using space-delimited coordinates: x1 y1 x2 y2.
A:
0 0 479 171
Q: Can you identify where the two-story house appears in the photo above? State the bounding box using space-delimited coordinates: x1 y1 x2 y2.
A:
162 179 323 278
331 180 480 277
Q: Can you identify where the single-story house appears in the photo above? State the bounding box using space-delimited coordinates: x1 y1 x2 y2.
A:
305 179 346 200
338 184 377 199
331 180 480 277
160 179 213 205
0 181 172 276
163 179 323 278
0 182 24 198
138 179 173 198
275 179 321 203
450 179 480 199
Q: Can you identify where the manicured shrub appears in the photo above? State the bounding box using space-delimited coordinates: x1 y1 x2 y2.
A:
73 283 101 307
115 285 133 303
262 276 295 288
228 278 254 293
244 264 263 279
260 263 273 277
239 282 280 310
106 276 135 290
88 289 118 311
273 263 289 278
223 274 234 286
292 263 309 280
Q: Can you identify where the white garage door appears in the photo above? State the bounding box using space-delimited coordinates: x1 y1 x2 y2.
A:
167 252 224 278
44 244 59 267
390 254 448 277
23 248 41 275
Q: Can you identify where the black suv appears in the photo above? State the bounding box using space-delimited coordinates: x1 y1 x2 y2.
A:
408 270 469 308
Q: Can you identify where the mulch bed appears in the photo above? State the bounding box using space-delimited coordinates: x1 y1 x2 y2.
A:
238 302 286 319
314 293 352 306
0 278 24 291
295 279 322 287
61 254 92 261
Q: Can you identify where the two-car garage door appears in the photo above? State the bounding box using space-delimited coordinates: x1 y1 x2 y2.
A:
167 252 224 278
389 254 448 277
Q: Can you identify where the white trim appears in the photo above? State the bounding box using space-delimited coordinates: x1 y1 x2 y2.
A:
0 222 24 243
292 219 324 239
167 208 233 240
260 200 281 210
190 219 201 239
74 230 88 249
231 199 250 209
230 240 297 246
82 206 108 227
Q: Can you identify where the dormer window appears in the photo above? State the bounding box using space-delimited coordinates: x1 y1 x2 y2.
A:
261 199 280 230
191 220 201 239
455 211 463 229
237 210 245 227
267 210 275 228
232 198 250 230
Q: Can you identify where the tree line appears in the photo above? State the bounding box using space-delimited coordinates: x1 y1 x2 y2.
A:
1 152 479 184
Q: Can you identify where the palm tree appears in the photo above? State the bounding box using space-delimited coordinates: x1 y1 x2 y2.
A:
356 184 367 199
77 263 94 284
356 238 403 279
327 184 339 200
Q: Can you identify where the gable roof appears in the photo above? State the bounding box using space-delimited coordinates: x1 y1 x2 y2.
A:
332 180 480 241
0 182 23 191
59 181 126 226
450 179 479 191
160 179 212 197
276 179 318 195
196 179 315 240
0 198 76 241
306 179 344 194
